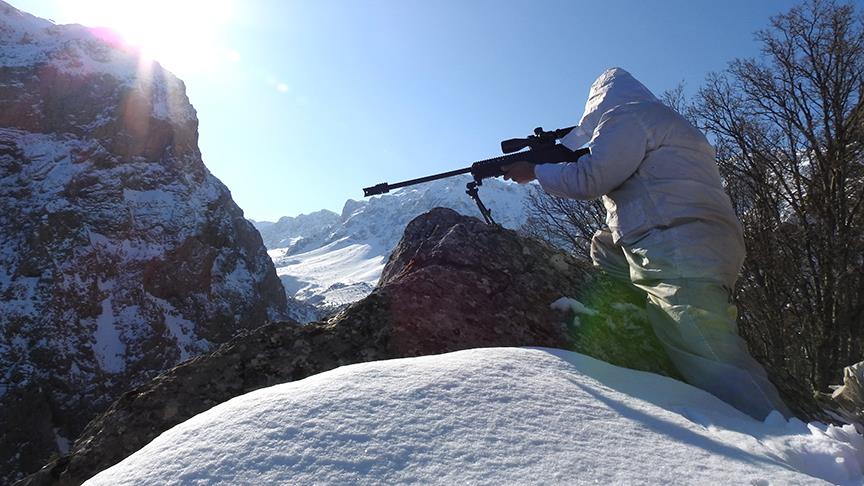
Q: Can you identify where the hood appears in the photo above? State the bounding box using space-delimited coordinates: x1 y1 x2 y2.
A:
561 67 659 149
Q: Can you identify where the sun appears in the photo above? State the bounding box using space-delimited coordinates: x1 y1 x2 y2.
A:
61 0 235 75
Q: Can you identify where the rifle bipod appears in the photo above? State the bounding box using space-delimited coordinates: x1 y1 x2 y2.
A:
466 181 498 226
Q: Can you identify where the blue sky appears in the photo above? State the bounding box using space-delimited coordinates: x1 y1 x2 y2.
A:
20 0 798 221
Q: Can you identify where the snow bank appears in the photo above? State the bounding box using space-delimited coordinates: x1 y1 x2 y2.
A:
85 348 863 485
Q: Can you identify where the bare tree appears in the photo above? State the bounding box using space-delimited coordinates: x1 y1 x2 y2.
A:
660 81 695 122
521 185 605 261
693 0 864 403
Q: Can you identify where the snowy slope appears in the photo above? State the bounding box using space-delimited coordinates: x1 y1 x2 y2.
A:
86 347 863 485
257 175 533 317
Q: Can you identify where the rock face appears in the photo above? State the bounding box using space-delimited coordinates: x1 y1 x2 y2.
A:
0 2 287 482
819 361 864 432
23 208 676 485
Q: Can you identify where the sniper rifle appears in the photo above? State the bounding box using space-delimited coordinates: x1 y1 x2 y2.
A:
361 126 589 225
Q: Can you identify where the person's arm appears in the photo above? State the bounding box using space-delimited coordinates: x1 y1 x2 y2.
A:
534 105 650 200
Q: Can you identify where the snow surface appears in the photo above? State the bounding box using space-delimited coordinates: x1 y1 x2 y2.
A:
92 295 126 374
53 428 70 455
86 347 863 485
552 296 601 316
269 236 385 305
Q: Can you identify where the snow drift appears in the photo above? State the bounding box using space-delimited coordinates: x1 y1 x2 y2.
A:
86 348 863 485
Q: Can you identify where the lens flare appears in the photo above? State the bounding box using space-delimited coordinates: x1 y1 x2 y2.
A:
58 0 235 76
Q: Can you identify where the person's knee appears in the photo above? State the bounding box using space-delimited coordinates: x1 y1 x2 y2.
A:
590 230 631 281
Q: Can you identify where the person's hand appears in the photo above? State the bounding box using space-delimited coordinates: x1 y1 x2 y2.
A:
501 161 536 184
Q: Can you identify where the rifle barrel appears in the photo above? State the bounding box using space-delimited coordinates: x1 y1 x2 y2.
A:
362 145 589 197
362 166 473 196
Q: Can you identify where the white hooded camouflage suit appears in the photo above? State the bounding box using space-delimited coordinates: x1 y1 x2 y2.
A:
534 67 790 420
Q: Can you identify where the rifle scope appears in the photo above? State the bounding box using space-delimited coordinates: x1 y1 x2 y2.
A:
500 125 576 154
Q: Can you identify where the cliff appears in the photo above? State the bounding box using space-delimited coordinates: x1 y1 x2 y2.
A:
0 2 287 481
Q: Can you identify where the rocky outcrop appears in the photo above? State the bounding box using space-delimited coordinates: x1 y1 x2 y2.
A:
818 361 864 432
0 2 286 482
23 208 675 485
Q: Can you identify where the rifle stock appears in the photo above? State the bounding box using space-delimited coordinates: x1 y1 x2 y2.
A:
470 145 589 180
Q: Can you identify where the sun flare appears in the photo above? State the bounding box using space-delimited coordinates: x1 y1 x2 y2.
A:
62 0 235 75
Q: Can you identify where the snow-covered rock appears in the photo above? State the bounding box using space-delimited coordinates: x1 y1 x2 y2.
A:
86 347 864 485
0 2 286 481
255 175 532 319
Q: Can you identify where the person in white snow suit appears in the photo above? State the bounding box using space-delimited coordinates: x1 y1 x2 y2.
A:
502 67 791 420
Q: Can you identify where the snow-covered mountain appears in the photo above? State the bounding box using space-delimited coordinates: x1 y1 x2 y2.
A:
254 175 534 320
255 209 341 251
85 347 864 485
0 2 285 481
